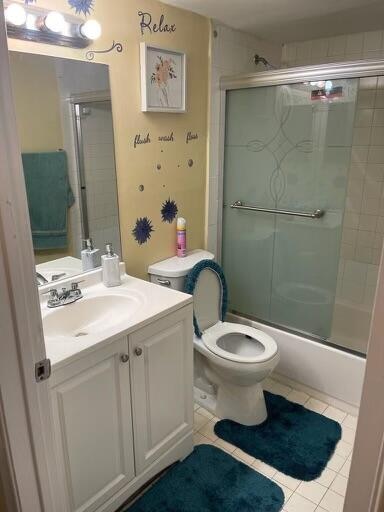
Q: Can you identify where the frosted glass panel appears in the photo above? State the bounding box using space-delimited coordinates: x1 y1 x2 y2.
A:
222 79 358 341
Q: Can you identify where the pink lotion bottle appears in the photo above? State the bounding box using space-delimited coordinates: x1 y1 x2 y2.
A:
177 217 187 257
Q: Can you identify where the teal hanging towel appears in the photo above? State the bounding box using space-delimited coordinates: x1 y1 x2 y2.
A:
22 151 75 250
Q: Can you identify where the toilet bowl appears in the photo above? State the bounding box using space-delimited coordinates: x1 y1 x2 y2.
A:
148 250 279 426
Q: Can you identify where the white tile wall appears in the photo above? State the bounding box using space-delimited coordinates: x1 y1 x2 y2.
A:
207 21 281 254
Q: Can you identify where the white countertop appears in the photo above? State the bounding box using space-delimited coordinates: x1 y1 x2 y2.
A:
40 269 192 370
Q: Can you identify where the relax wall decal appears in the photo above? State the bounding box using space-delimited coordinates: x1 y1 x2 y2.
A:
138 11 176 36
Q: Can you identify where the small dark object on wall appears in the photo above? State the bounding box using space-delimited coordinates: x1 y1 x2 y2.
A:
132 217 154 245
161 198 178 223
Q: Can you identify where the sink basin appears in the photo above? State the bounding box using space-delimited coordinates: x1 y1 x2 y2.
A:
43 293 142 340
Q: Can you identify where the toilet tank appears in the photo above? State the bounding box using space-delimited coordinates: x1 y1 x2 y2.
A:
148 249 214 291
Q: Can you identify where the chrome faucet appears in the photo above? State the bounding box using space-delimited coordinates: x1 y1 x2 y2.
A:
36 272 49 286
46 281 83 308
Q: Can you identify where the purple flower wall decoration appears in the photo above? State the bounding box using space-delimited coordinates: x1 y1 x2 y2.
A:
161 198 178 223
132 217 154 245
68 0 94 16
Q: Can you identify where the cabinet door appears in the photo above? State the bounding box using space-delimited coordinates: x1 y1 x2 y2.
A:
50 338 135 512
129 306 193 473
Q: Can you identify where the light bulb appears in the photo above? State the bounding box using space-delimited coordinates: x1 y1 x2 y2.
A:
5 3 27 26
44 11 66 33
80 19 102 40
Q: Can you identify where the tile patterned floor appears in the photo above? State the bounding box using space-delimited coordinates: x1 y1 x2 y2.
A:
193 378 358 512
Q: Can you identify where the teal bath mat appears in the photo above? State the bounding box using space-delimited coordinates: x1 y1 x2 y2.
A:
214 391 342 481
125 444 284 512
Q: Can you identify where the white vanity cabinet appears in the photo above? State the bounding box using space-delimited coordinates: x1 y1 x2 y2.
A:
49 304 193 512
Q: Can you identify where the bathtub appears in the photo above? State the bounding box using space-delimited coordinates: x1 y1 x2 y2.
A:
227 312 366 409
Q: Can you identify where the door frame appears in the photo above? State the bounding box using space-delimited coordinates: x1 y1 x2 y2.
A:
0 5 59 511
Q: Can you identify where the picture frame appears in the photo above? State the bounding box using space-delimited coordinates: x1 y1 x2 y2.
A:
140 43 186 113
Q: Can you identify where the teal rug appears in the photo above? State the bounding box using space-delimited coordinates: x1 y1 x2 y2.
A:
214 391 342 481
125 445 284 512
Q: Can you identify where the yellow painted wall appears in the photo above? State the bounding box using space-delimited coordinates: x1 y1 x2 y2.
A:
8 0 210 279
9 52 63 152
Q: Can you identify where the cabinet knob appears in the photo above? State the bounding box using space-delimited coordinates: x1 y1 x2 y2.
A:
120 354 129 363
134 347 143 357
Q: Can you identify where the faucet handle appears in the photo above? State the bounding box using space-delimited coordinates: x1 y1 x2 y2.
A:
71 280 84 291
42 288 58 297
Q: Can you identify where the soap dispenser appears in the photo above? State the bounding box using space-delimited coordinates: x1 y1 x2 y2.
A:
81 238 101 271
102 243 121 287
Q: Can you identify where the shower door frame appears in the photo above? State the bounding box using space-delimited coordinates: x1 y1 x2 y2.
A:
70 91 111 242
216 59 384 348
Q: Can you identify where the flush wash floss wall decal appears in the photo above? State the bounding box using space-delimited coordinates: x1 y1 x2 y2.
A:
161 198 178 223
132 217 154 245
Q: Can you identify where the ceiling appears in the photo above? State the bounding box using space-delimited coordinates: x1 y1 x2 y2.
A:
160 0 384 43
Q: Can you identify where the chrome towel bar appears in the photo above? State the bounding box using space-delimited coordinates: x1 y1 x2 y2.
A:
230 200 325 219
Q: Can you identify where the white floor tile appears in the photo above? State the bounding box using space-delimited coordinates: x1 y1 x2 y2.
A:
323 406 347 423
193 411 210 431
286 389 309 405
253 459 277 478
296 481 328 504
278 483 293 503
327 452 346 473
343 414 358 429
304 398 327 414
314 468 337 488
193 432 207 445
197 407 214 419
335 440 353 458
285 492 317 512
330 474 348 497
198 420 218 441
273 471 302 491
214 438 236 453
264 380 292 397
233 448 255 466
339 458 352 478
341 425 356 445
319 489 345 512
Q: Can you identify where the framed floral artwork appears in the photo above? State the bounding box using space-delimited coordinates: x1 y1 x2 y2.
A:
140 43 186 113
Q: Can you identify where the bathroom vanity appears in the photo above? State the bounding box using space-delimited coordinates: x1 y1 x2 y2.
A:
41 268 193 512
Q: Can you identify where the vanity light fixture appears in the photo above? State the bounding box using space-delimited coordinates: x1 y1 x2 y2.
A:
4 1 102 48
43 11 67 34
80 19 102 41
4 3 27 26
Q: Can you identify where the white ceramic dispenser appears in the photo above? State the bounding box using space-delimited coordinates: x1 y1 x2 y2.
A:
101 243 121 287
81 238 101 271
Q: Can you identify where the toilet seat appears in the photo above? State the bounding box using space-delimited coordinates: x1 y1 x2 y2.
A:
202 321 278 364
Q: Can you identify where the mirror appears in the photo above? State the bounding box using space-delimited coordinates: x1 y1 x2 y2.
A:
9 51 121 285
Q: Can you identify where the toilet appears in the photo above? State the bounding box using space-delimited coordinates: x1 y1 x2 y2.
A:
148 250 279 426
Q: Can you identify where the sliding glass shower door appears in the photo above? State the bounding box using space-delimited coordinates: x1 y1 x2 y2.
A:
222 79 358 342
